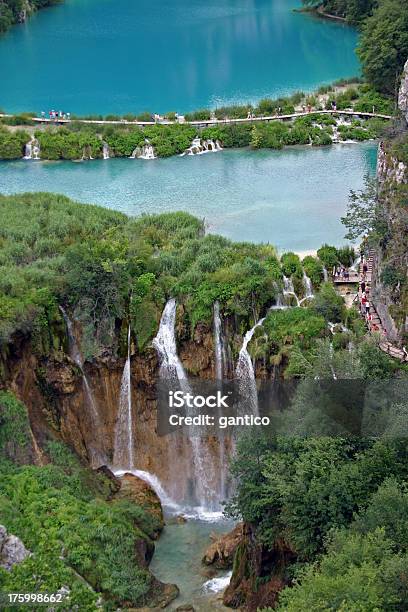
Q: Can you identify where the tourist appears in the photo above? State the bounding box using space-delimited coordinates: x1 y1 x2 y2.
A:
365 300 370 315
360 281 366 293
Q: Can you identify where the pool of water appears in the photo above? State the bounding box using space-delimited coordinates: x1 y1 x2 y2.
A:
150 515 234 610
0 0 359 115
0 143 377 251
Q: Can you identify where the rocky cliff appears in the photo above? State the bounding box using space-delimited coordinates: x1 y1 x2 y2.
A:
372 66 408 345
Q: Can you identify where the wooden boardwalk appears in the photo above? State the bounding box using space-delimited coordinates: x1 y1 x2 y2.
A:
0 109 393 128
356 250 407 363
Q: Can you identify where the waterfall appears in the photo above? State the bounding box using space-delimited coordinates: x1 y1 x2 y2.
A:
323 267 328 282
350 256 360 272
236 317 266 416
23 138 40 160
303 273 314 299
113 326 135 469
154 299 219 510
114 468 182 513
153 299 188 383
283 275 294 294
329 343 337 380
180 137 223 157
60 307 104 466
283 276 304 307
213 301 227 381
213 302 229 501
131 139 156 160
102 142 110 159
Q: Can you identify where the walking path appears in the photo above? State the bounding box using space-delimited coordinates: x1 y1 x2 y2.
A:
0 109 393 128
355 250 407 362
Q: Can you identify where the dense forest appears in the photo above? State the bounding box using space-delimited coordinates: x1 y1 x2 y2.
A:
0 0 60 34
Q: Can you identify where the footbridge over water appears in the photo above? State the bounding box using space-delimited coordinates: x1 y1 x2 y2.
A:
0 109 393 128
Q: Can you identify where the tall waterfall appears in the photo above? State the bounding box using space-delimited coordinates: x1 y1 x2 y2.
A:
236 317 266 416
213 301 226 380
213 302 229 500
323 267 329 282
60 307 104 466
23 138 40 160
113 326 135 469
153 299 218 510
303 273 314 299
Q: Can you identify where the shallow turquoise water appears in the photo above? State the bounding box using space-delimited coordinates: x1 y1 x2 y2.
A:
150 516 233 610
0 144 377 250
0 0 359 115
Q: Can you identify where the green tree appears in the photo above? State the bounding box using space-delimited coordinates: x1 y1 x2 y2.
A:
358 0 408 95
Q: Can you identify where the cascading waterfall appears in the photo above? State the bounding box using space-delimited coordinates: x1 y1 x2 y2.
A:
23 137 40 160
303 273 314 299
153 299 217 510
102 142 110 159
113 325 135 469
60 307 104 466
130 139 156 160
180 137 223 156
283 275 294 294
235 317 266 416
323 267 329 282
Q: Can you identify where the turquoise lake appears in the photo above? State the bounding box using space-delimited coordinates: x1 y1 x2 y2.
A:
0 144 377 251
0 0 359 115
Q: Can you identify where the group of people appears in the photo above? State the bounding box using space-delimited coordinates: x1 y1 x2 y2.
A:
40 110 71 121
358 257 384 334
335 265 350 280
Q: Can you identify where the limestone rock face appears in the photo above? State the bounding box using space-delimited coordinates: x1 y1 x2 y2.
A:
115 472 164 539
398 58 408 123
0 525 30 570
202 523 243 569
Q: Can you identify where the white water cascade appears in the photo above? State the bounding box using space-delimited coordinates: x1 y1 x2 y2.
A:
23 138 40 160
323 267 329 282
303 273 314 299
60 307 104 466
102 142 110 159
181 137 223 156
283 275 294 294
213 302 229 501
213 301 227 381
235 317 266 416
130 139 156 160
153 299 218 510
113 326 135 469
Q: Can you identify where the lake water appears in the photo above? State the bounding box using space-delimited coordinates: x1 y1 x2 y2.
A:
0 0 359 115
0 143 377 251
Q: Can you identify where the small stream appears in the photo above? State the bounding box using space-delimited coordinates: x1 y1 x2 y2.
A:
150 513 234 611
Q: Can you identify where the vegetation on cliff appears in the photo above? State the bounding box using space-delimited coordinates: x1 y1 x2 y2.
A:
0 0 61 34
227 366 408 609
0 191 360 366
0 392 168 610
